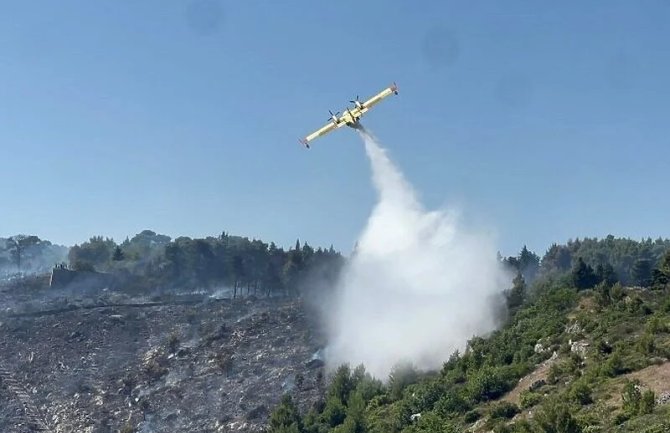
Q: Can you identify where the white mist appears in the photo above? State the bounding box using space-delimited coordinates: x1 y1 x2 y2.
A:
326 129 509 378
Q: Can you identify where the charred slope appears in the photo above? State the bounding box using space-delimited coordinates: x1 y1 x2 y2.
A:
0 297 325 433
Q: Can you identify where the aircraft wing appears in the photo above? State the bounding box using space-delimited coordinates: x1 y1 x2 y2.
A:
362 83 398 110
300 120 344 148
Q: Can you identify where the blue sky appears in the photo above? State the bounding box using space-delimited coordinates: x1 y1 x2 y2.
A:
2 1 669 256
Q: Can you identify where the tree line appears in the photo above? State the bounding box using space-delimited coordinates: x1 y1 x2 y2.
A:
0 235 68 277
501 236 670 295
67 230 344 297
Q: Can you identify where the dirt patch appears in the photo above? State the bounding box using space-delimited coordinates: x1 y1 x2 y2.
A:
604 361 670 407
501 355 558 405
629 361 670 394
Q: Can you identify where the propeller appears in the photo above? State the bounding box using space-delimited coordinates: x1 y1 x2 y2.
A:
328 110 340 120
349 95 360 104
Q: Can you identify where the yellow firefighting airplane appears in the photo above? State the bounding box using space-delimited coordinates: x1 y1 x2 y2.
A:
299 83 398 148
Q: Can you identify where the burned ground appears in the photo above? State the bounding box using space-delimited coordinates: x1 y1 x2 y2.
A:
0 284 326 433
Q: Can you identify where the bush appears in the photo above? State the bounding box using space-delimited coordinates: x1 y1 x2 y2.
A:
613 412 630 425
662 297 670 313
519 390 541 409
435 390 470 416
638 332 656 355
639 389 655 415
322 395 346 427
534 401 582 433
269 394 303 433
595 339 613 355
464 409 481 423
508 419 535 433
144 359 167 379
610 283 625 302
622 380 641 415
646 316 668 334
388 362 419 400
569 380 593 405
489 401 520 419
72 259 95 272
548 362 564 384
468 367 512 402
166 331 180 354
601 350 626 377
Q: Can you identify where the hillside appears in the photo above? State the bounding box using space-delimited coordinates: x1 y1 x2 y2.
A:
0 284 326 433
2 234 669 433
269 281 670 433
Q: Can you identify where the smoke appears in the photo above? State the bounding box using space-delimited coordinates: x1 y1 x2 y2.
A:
326 128 509 378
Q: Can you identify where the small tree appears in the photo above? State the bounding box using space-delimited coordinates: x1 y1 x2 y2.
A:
6 235 41 272
631 258 653 287
621 380 641 415
268 395 303 433
594 281 611 307
640 390 655 414
569 380 592 405
518 245 540 282
534 401 582 433
596 263 617 287
506 272 526 309
388 362 419 401
571 258 598 290
72 259 95 272
112 246 125 261
652 250 670 290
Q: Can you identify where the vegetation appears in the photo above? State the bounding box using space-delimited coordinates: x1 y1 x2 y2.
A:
4 230 670 431
0 235 68 276
270 239 670 433
65 230 344 297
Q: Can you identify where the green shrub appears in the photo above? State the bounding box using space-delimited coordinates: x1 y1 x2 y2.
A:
468 367 511 402
569 380 593 405
489 401 520 419
493 423 514 433
534 401 582 433
508 419 535 433
388 362 419 401
519 390 542 409
639 389 655 414
611 283 625 302
613 411 630 425
464 409 481 423
621 380 641 415
601 350 626 377
662 297 670 313
322 395 346 427
269 394 303 433
435 389 470 416
646 316 668 334
638 332 656 355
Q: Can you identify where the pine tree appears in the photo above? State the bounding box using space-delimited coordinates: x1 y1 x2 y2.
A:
571 257 598 290
268 395 303 433
112 246 125 261
506 272 526 309
631 258 653 287
596 263 617 287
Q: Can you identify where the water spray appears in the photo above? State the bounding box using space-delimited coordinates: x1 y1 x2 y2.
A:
326 128 509 378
